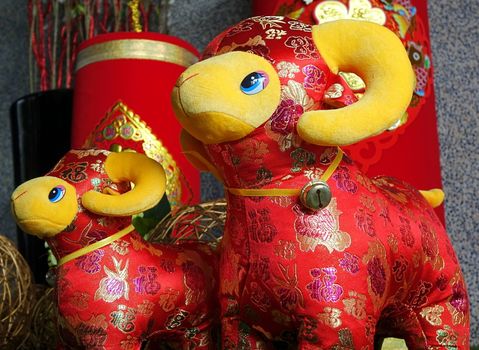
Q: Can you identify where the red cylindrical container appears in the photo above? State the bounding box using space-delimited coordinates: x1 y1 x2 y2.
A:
71 32 200 207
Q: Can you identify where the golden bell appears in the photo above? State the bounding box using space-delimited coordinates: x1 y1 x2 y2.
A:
299 181 332 211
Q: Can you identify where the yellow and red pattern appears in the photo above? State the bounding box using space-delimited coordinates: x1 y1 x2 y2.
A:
200 17 469 348
253 0 444 222
45 150 218 349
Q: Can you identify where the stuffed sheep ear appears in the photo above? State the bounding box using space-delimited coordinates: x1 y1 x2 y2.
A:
297 20 415 146
180 129 223 182
81 152 166 216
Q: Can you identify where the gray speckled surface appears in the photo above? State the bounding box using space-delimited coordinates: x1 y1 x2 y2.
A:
0 1 29 244
428 0 479 342
0 0 477 344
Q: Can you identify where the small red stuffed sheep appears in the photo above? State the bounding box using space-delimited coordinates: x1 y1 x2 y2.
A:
11 149 218 349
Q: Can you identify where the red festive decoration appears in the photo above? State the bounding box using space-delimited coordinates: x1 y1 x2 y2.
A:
172 16 470 348
71 32 201 206
11 150 218 349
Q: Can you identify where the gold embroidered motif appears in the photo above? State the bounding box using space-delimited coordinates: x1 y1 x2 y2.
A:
360 194 376 212
121 335 141 350
387 234 399 254
339 72 366 91
137 300 155 317
420 305 444 326
130 235 163 257
66 313 108 330
158 288 181 313
252 16 287 29
272 263 305 311
362 241 390 311
68 291 90 310
317 307 342 328
95 257 129 303
436 325 459 348
276 61 300 79
274 240 297 260
294 198 351 253
110 240 130 255
110 304 136 333
281 80 317 111
446 270 469 327
342 291 367 320
324 83 344 99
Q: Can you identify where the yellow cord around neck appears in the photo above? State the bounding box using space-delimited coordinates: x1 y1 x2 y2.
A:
58 224 135 266
227 148 343 197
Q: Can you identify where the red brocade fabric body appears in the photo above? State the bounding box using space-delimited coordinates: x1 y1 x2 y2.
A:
199 17 470 348
44 150 218 349
207 133 470 349
56 234 217 350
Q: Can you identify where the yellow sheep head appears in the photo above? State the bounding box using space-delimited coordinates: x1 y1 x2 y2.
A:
172 17 414 147
11 151 166 239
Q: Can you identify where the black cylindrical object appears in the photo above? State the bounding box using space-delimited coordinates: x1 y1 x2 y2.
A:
10 89 73 283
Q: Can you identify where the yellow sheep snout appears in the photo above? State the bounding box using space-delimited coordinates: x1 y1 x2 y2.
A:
11 176 78 238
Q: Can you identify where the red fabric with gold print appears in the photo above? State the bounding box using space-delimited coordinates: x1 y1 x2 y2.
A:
252 0 444 223
199 17 469 348
45 150 218 349
71 33 201 206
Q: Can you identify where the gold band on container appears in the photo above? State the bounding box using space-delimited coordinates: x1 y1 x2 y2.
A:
76 39 198 71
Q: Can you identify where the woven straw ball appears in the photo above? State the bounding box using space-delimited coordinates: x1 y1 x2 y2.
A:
0 234 35 348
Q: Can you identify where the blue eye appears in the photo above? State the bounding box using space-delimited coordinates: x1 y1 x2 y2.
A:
48 186 66 203
240 71 269 95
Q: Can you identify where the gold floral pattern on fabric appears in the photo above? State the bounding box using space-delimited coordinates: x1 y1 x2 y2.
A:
265 80 316 151
362 241 390 311
95 257 130 303
277 61 300 78
317 307 342 328
446 270 469 327
274 240 297 260
110 240 130 256
158 288 181 313
130 234 163 257
420 305 444 326
293 198 351 253
83 101 182 208
137 300 155 317
272 263 305 311
68 291 90 310
419 218 444 271
436 325 459 348
64 313 109 347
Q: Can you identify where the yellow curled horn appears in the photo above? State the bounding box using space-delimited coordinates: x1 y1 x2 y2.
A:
297 20 415 146
82 152 166 216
